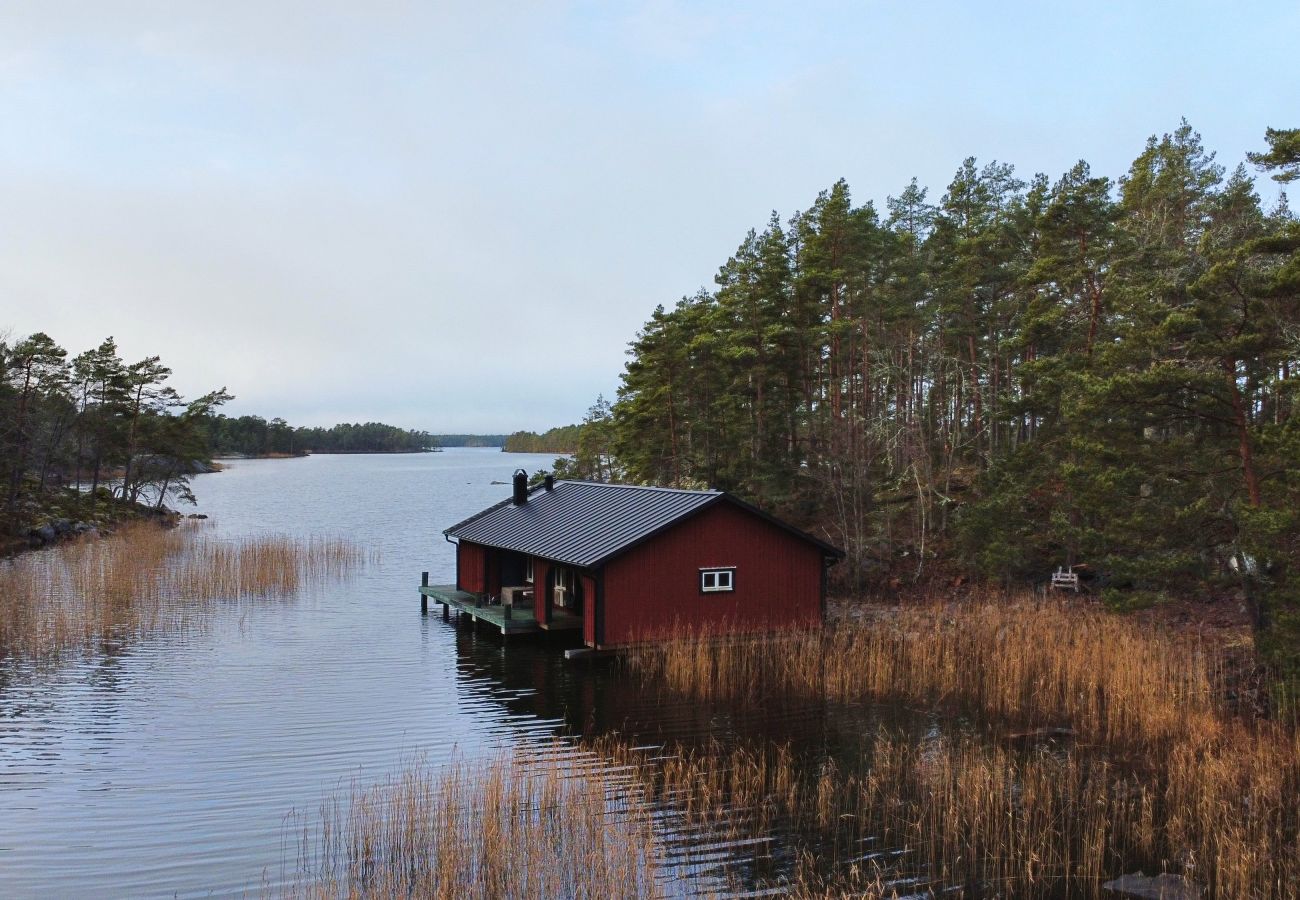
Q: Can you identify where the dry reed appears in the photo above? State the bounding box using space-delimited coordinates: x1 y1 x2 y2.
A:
629 597 1228 754
588 724 1300 898
0 523 367 661
279 726 1300 898
284 752 660 899
618 598 1300 897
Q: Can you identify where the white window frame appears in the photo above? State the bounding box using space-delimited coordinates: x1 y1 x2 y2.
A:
699 567 736 593
525 558 534 584
555 567 573 606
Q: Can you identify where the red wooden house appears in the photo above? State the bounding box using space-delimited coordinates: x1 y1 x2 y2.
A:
435 471 842 649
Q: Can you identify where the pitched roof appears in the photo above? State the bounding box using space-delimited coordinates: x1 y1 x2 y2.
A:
444 480 841 568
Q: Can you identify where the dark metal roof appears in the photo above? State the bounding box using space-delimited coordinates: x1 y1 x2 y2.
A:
444 480 842 567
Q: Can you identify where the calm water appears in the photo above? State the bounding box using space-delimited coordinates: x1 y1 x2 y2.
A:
0 450 931 898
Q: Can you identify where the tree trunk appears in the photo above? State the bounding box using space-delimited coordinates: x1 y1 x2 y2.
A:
1225 357 1262 507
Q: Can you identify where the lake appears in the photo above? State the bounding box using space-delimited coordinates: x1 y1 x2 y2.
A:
0 449 931 897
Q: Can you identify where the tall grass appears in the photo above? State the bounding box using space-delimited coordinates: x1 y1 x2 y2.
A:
285 752 660 899
271 595 1297 896
0 523 366 661
281 727 1299 899
629 597 1228 754
593 728 1300 898
620 597 1300 897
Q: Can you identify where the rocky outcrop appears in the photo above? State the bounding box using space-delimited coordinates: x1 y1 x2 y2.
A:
28 519 96 548
21 503 176 550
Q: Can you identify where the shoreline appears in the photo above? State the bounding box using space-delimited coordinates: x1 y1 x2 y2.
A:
211 448 441 460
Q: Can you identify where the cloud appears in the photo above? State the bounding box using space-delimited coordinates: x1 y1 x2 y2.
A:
2 1 1296 429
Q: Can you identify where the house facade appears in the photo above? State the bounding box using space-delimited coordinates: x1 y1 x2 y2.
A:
443 472 842 649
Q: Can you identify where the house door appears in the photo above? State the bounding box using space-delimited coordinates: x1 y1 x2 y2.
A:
553 567 583 615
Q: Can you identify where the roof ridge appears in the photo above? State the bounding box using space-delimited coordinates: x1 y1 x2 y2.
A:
444 479 842 566
556 480 720 496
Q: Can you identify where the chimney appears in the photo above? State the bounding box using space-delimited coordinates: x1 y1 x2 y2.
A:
512 469 528 505
544 474 555 491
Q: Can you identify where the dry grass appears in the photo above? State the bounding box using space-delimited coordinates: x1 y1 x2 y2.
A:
619 596 1300 897
585 724 1299 898
0 522 366 661
277 726 1300 899
629 596 1228 754
284 752 660 899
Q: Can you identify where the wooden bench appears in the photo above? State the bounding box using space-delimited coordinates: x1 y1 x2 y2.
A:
1050 568 1080 592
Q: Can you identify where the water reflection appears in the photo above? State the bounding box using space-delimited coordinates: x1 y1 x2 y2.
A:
0 450 948 897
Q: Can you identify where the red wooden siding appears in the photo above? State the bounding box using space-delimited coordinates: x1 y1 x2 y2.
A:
457 541 485 593
485 549 502 598
600 502 824 646
580 574 597 645
532 557 551 622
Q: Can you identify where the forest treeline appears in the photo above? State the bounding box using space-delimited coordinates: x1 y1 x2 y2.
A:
0 331 439 538
502 425 581 453
0 334 231 536
559 124 1300 671
202 415 437 456
435 434 507 448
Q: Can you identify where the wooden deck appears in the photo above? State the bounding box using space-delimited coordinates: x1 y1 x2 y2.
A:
419 584 582 636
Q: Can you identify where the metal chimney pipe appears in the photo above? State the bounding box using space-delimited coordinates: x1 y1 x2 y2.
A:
512 469 528 505
544 474 555 491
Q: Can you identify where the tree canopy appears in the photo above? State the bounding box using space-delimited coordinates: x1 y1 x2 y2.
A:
561 122 1300 674
1 333 231 532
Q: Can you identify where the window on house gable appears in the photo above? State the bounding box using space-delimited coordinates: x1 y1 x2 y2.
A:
525 558 534 583
700 567 736 593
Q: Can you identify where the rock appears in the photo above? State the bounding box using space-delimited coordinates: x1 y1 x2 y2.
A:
31 524 56 545
52 518 73 534
72 522 93 534
1103 873 1203 899
188 513 208 519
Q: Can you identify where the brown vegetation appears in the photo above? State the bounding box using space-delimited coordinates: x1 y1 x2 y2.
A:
619 596 1300 897
270 596 1298 897
591 727 1300 898
285 753 659 899
631 595 1240 753
0 522 366 661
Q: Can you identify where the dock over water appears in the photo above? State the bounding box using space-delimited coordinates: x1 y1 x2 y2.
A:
419 583 582 637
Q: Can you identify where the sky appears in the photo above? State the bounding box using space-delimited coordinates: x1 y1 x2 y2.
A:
2 1 1296 432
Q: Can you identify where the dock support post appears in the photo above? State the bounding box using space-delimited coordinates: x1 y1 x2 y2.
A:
442 602 449 620
420 571 428 614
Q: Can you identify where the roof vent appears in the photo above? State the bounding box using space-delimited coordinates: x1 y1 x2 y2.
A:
512 469 528 505
544 474 555 491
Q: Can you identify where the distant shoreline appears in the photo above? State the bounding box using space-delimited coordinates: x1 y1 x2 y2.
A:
212 448 441 460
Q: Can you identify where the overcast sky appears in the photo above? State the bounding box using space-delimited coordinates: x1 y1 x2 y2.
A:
2 1 1296 432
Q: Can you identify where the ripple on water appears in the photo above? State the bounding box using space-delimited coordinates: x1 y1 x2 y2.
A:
0 451 940 898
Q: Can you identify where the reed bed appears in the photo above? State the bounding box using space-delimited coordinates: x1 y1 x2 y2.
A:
618 598 1300 897
285 752 660 899
628 597 1228 754
0 523 366 661
590 725 1300 898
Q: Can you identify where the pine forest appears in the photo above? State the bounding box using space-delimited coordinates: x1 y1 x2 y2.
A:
575 124 1300 672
